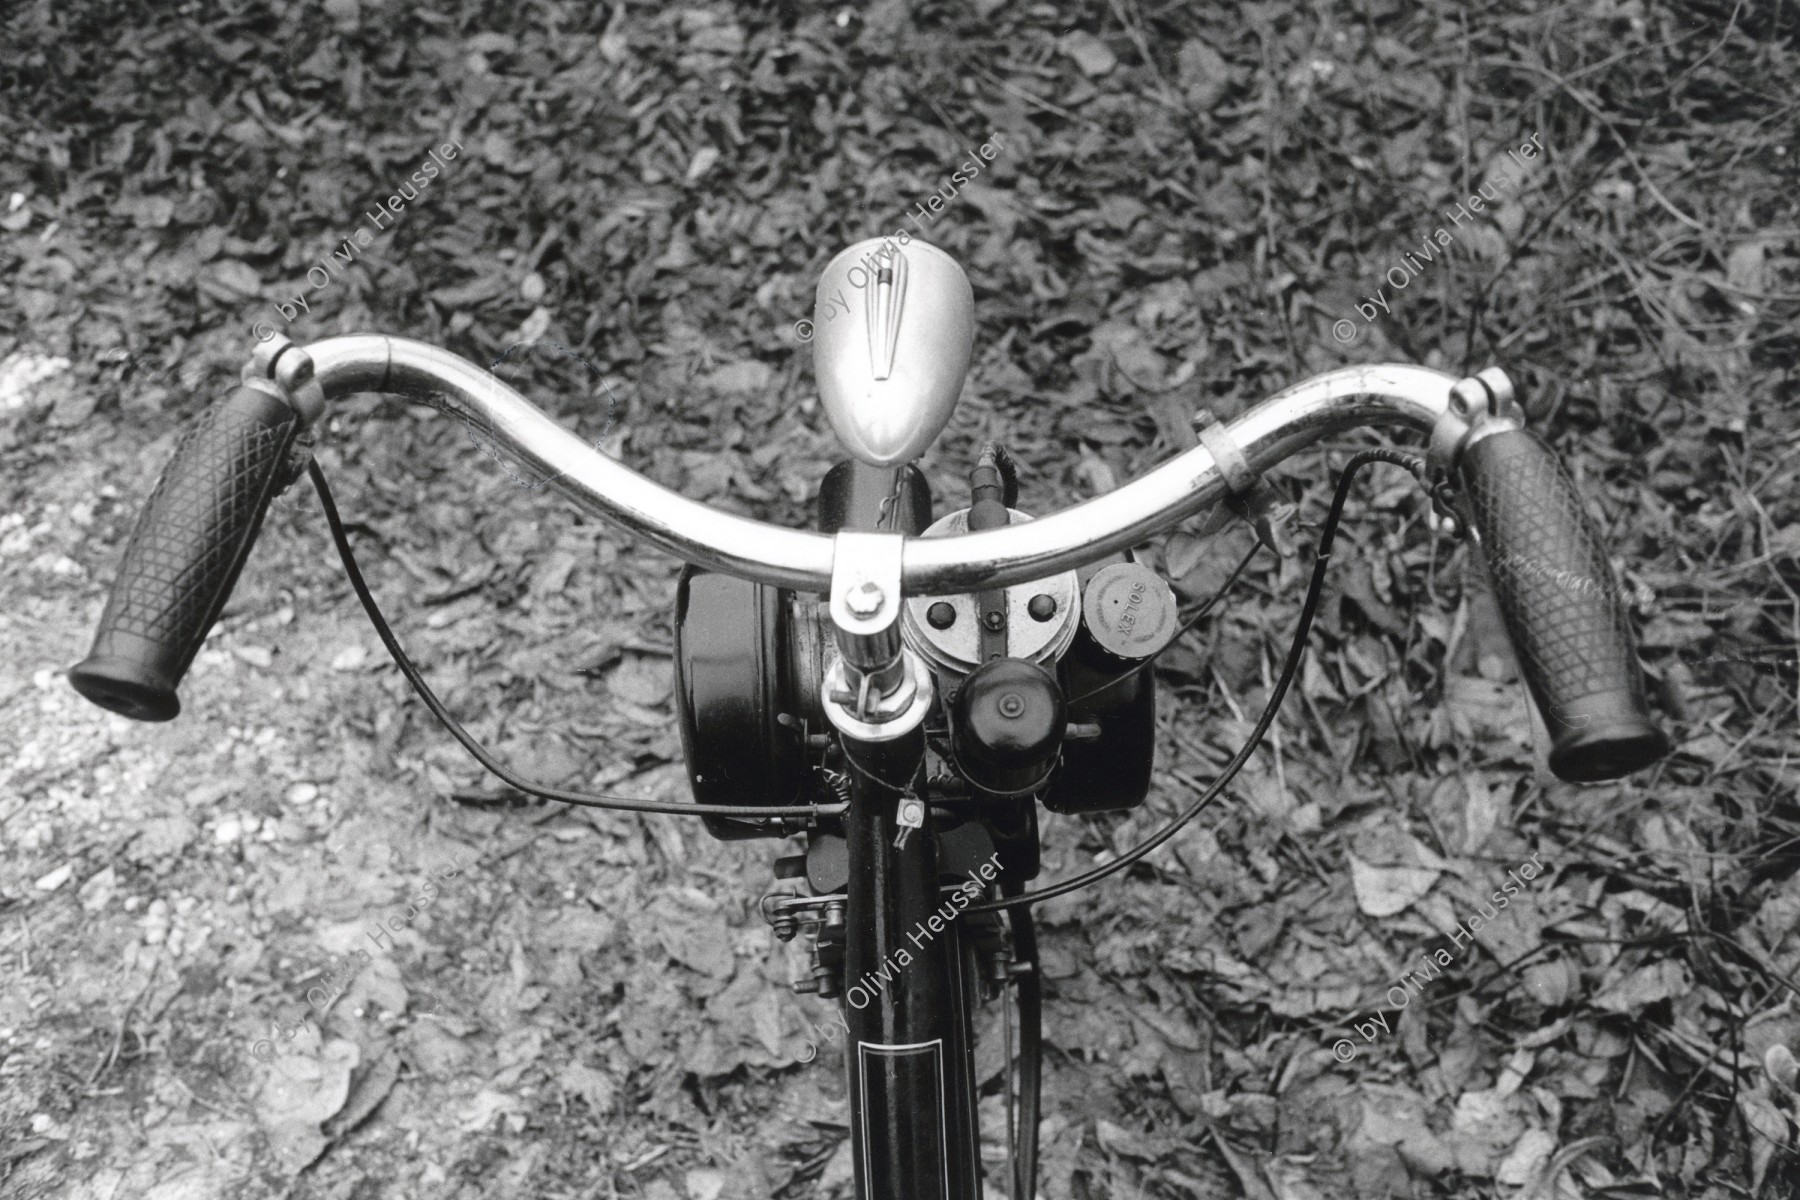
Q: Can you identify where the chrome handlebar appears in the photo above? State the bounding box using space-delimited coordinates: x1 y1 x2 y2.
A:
67 323 1667 780
84 333 1671 784
294 335 1496 595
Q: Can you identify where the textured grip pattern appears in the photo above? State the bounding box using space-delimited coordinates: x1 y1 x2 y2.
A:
1459 430 1670 781
69 388 299 721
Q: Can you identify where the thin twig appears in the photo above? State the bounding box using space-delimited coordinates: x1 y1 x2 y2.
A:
972 66 1106 134
87 963 159 1088
1103 0 1181 109
1475 56 1707 233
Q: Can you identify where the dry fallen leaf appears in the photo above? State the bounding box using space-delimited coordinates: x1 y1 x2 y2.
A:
460 1087 526 1133
1447 1086 1529 1178
255 1038 360 1173
323 1050 400 1140
1348 853 1441 917
1166 530 1207 581
559 1061 616 1113
401 1020 472 1078
1593 959 1692 1013
1494 1127 1557 1186
1178 38 1232 109
1061 30 1117 77
609 653 673 707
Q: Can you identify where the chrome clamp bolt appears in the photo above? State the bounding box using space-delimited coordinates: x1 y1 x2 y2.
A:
846 580 886 617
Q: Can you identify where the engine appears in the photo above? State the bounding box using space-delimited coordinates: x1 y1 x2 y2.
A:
671 460 1174 845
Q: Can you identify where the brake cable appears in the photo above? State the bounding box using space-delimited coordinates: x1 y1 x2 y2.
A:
966 447 1437 915
306 442 1432 832
307 461 847 821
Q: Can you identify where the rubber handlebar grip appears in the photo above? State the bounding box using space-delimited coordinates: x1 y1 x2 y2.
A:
69 387 301 721
1458 429 1671 781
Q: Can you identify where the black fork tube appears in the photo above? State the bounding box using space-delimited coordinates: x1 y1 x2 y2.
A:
841 728 982 1200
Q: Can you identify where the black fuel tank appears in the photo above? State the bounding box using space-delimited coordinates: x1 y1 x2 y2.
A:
673 568 806 839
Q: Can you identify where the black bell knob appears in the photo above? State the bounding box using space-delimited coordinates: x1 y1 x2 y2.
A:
951 658 1066 797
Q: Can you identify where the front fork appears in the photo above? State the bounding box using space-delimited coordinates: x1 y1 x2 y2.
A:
821 509 983 1197
838 725 983 1200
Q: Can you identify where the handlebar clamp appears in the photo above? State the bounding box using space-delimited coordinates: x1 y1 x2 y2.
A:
1429 367 1526 476
244 334 325 431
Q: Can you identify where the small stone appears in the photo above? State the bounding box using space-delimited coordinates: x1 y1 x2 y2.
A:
78 867 117 912
286 782 320 805
518 306 552 343
214 818 243 844
685 1169 726 1200
33 863 73 891
232 645 274 669
684 146 720 183
330 645 368 672
520 272 546 304
48 388 99 428
1062 30 1117 77
323 0 359 29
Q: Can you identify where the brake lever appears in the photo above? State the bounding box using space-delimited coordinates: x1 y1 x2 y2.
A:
1226 476 1297 558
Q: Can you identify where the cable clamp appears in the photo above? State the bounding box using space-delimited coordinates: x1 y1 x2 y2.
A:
1428 472 1467 539
1194 410 1295 557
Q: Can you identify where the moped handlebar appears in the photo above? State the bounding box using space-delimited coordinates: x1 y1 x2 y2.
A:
300 338 1464 594
68 334 1670 780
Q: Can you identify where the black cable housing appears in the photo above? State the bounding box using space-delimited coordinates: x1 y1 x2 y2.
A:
307 461 847 821
1003 879 1042 1200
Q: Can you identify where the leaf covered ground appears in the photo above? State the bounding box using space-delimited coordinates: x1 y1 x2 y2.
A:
2 1 1799 1198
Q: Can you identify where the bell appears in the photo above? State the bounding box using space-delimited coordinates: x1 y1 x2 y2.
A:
811 238 973 466
950 658 1067 798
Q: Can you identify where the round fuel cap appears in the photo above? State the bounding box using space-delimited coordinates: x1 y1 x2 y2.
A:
1081 562 1177 662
